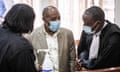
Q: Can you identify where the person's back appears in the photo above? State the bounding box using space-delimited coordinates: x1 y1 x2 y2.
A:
0 27 36 72
0 4 37 72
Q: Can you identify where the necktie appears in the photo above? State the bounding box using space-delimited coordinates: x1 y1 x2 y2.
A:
89 34 99 59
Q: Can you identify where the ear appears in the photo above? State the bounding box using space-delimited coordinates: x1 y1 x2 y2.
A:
42 16 46 21
96 20 102 24
43 16 49 24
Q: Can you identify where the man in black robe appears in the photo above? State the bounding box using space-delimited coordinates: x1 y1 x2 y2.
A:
78 6 120 69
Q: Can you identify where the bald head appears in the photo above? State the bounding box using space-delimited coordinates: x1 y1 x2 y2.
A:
42 6 59 17
83 6 105 23
42 6 60 23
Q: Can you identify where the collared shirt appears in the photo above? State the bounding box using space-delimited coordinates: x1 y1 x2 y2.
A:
89 23 108 59
42 26 59 72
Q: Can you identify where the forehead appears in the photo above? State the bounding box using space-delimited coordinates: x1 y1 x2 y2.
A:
82 13 95 26
83 14 93 22
47 8 60 17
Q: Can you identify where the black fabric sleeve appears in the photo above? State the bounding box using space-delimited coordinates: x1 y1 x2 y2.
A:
8 49 37 72
77 32 86 58
84 33 120 69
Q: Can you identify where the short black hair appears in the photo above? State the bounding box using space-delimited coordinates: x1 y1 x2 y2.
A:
84 6 105 22
2 4 35 33
42 6 57 17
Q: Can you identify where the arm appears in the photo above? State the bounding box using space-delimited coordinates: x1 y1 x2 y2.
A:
9 49 37 72
84 33 120 69
78 32 89 61
68 31 76 72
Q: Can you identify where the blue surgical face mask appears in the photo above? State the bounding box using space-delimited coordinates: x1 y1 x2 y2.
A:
83 25 94 34
49 20 60 32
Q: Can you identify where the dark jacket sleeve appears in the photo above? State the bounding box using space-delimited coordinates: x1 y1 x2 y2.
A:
77 32 92 60
84 33 120 69
6 37 37 72
77 32 87 58
8 49 37 72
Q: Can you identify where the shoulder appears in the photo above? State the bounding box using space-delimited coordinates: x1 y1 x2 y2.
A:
110 24 120 32
0 29 33 59
29 25 45 39
60 27 73 35
102 23 120 35
32 25 43 35
9 36 33 58
59 27 74 39
10 34 33 52
110 24 120 31
25 25 44 40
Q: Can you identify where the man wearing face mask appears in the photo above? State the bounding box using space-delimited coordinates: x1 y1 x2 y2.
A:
77 6 120 70
26 6 76 72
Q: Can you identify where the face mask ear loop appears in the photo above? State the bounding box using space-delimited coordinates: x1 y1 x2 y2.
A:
92 20 102 33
